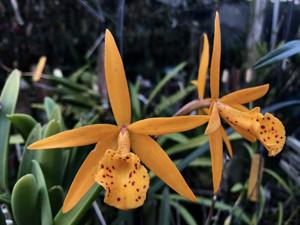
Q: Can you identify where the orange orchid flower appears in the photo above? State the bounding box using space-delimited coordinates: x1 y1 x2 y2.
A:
177 12 286 193
28 30 210 213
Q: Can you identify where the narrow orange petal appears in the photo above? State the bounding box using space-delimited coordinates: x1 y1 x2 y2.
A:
131 133 196 202
210 12 221 99
105 29 131 126
229 123 257 142
209 128 223 193
205 103 221 135
28 124 118 149
128 115 209 136
220 84 269 105
197 34 209 98
33 56 47 82
62 134 117 213
220 126 233 158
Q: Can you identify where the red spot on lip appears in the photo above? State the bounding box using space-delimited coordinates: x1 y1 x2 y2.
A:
117 197 121 201
132 181 135 186
261 125 266 129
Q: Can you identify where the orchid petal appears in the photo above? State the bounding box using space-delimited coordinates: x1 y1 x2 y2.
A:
105 30 131 126
128 115 209 136
198 34 209 98
210 12 221 99
28 124 118 149
131 133 196 202
221 126 233 158
205 103 221 135
209 128 223 193
95 150 149 210
220 84 269 105
256 113 285 156
62 134 117 213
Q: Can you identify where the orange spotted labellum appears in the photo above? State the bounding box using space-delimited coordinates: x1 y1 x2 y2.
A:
175 12 286 193
29 30 209 212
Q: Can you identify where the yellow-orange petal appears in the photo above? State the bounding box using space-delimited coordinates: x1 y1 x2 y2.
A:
256 113 286 156
210 12 221 99
128 115 210 136
33 56 47 82
105 29 131 126
131 133 196 202
220 84 269 105
62 134 117 213
28 124 118 149
230 104 250 112
95 149 149 210
205 103 221 135
221 126 233 158
209 128 223 193
198 34 209 98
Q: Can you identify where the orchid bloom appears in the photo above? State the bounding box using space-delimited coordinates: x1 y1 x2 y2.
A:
29 30 210 212
176 12 286 193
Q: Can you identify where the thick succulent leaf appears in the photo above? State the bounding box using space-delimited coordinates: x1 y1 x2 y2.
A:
54 184 101 225
31 160 53 225
49 186 64 216
0 70 21 196
35 120 68 187
18 124 42 178
11 174 40 225
7 113 37 140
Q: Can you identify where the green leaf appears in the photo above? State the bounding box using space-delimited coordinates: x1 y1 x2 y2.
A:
36 120 68 187
18 124 42 178
263 169 293 195
157 133 189 145
169 195 251 224
145 62 186 111
154 85 195 115
166 135 208 155
277 202 283 225
158 188 170 225
54 184 101 225
230 183 244 193
31 160 53 225
44 97 64 128
253 40 300 69
171 202 197 225
189 157 211 167
129 81 141 120
11 174 40 225
49 186 64 216
7 113 37 139
0 69 21 196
